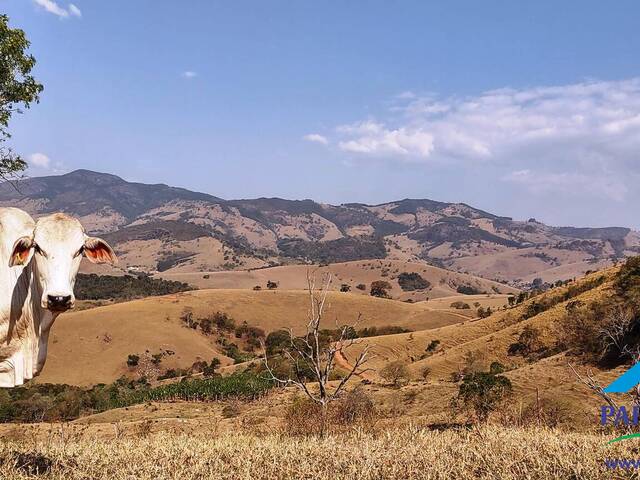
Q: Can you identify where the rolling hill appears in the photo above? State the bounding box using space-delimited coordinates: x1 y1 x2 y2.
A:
1 169 637 286
38 289 472 386
32 260 635 437
157 259 518 301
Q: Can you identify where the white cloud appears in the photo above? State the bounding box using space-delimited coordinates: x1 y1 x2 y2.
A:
68 3 82 17
337 120 434 157
328 78 640 200
28 153 51 169
396 91 416 100
181 71 198 79
303 133 328 145
33 0 81 18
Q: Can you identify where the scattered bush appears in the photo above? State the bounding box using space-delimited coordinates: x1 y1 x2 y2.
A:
454 368 512 422
151 353 163 365
425 339 440 353
397 272 431 291
357 326 411 337
332 388 376 427
223 344 253 364
267 280 278 290
457 284 482 295
340 284 351 292
180 310 199 329
450 301 471 310
265 329 291 355
380 361 410 387
126 354 140 367
355 283 366 291
370 280 392 298
203 358 221 377
508 325 543 358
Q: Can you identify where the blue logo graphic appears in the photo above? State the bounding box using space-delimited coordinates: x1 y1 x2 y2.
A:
603 362 640 393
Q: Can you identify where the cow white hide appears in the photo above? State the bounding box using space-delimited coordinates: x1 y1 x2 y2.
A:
0 208 116 387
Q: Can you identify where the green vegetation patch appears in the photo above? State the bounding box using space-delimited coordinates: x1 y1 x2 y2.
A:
397 272 431 291
75 273 193 301
0 372 274 423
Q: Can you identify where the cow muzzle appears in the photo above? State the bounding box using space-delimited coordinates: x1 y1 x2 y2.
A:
45 294 74 312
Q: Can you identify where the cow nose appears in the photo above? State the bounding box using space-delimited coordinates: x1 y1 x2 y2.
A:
47 295 72 310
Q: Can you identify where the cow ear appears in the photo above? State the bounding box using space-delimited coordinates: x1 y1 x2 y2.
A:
83 237 117 264
9 236 34 267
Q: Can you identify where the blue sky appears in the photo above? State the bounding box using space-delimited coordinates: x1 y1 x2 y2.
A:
3 1 640 228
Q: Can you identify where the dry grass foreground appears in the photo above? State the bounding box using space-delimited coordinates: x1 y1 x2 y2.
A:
0 425 633 479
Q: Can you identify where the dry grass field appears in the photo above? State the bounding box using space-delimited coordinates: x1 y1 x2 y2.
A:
38 288 469 385
157 259 518 301
0 424 633 479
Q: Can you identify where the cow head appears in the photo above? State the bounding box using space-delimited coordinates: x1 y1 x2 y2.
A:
9 213 117 312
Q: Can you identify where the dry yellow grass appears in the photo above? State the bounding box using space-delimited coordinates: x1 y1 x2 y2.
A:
39 289 465 386
157 259 518 301
0 425 634 479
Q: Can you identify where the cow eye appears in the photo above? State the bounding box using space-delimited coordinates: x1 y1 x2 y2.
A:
34 244 47 258
74 246 84 258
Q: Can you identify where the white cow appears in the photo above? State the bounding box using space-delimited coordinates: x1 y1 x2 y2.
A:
0 208 116 387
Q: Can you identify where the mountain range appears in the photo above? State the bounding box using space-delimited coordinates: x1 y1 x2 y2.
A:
0 169 637 287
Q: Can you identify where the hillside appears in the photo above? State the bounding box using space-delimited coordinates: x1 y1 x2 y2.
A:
157 259 518 301
38 289 470 386
334 265 627 426
1 170 637 286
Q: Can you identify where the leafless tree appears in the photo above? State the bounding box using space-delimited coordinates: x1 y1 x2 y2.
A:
263 271 370 436
568 363 619 412
600 306 635 355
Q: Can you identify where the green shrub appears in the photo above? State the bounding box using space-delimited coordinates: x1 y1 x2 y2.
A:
457 284 482 295
455 369 512 422
265 329 291 355
127 354 140 367
397 272 431 291
370 280 392 298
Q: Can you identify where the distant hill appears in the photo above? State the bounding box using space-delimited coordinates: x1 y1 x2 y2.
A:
1 169 637 286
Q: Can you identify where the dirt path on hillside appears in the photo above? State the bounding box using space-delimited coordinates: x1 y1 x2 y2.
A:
334 346 378 382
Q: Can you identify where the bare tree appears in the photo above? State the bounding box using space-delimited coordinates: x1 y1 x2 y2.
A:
568 363 619 412
600 305 635 355
263 271 370 436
